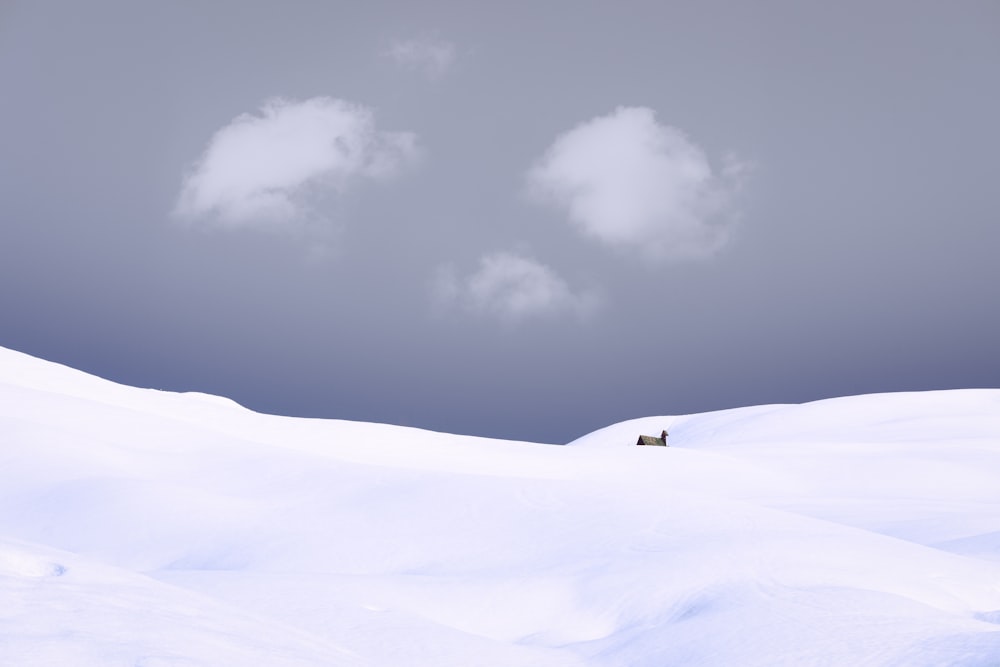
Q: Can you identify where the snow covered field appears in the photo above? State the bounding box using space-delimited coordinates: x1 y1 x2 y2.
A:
2 344 999 666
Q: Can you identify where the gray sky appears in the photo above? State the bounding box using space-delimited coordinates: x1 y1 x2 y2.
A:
2 1 998 443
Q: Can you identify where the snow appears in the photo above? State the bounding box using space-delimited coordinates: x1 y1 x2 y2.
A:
1 344 999 665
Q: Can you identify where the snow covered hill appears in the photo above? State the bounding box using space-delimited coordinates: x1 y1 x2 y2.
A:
1 344 999 666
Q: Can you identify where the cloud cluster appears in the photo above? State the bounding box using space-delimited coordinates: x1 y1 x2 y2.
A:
174 97 418 228
435 252 597 322
172 90 749 325
527 106 745 260
386 38 456 79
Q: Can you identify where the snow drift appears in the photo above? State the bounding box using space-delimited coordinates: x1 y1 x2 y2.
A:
1 345 999 665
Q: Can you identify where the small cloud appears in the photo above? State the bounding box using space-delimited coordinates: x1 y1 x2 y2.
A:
174 97 418 229
526 106 747 261
385 38 456 79
434 252 598 322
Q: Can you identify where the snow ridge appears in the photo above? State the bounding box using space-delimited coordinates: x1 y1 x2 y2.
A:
1 345 999 666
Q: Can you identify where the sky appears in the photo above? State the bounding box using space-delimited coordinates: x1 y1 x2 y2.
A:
1 0 998 443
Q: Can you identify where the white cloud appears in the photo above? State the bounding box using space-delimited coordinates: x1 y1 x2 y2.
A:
385 38 456 79
434 252 597 322
174 97 418 229
527 106 747 260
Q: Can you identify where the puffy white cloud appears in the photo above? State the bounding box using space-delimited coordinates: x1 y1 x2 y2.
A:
434 252 597 322
527 106 746 260
385 38 456 79
174 97 418 228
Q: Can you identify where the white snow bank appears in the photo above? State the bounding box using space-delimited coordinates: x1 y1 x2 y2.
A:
1 345 999 666
0 538 362 666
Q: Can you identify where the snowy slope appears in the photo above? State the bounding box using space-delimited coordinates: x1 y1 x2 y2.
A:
1 345 999 666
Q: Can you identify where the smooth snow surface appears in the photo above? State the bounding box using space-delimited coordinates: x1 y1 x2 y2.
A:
2 345 999 666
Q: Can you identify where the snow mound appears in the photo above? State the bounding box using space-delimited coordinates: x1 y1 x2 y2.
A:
179 391 246 410
2 345 999 666
0 542 66 578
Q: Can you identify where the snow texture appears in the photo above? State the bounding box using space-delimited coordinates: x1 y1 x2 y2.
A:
1 345 999 665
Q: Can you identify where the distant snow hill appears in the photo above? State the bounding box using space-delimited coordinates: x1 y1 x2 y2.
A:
2 344 999 666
